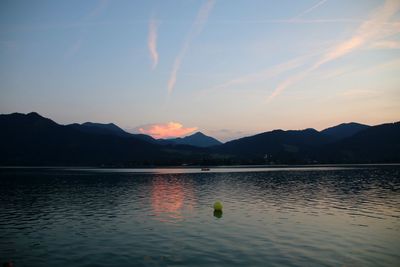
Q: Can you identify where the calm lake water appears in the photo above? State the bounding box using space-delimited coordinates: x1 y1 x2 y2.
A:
1 166 399 266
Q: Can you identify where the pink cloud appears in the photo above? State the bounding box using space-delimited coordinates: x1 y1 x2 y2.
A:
139 122 198 139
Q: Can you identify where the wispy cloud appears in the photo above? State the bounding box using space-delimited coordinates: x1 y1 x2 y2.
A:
340 89 381 99
290 0 328 21
85 0 109 21
369 40 400 49
313 0 400 69
138 122 198 139
268 0 400 101
65 0 109 58
167 0 215 95
207 18 364 25
148 17 159 69
317 66 352 80
315 57 400 82
198 1 331 96
65 39 83 59
314 2 399 69
346 57 400 77
203 52 317 93
266 71 310 102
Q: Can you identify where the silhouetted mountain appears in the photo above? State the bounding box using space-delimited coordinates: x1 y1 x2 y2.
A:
319 122 400 163
68 122 131 137
321 122 370 141
0 112 206 166
215 128 333 163
164 132 222 147
68 122 157 143
214 123 400 164
0 112 399 166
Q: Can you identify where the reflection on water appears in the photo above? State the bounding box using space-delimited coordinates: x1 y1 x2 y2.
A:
0 166 399 266
213 210 223 219
151 176 195 222
71 165 362 175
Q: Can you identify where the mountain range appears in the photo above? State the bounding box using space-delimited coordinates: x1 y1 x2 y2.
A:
158 132 222 147
0 112 399 166
68 121 220 147
321 122 370 141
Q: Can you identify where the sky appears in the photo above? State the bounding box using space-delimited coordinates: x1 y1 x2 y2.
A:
0 0 399 141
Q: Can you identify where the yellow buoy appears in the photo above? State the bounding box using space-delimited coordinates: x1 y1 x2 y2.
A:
213 201 223 211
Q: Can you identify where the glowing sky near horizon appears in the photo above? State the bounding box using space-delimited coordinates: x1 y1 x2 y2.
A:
139 122 198 139
0 0 399 141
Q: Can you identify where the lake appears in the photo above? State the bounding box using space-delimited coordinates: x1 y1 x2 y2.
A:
0 166 399 266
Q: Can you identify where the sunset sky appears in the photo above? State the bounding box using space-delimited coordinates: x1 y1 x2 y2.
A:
0 0 399 141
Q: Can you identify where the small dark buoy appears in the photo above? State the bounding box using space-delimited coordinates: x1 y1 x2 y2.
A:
213 210 223 218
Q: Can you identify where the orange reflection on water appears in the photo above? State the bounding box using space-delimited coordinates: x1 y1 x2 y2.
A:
150 176 195 222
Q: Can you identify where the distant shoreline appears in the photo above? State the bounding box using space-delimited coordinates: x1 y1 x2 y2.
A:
1 163 400 169
1 113 399 166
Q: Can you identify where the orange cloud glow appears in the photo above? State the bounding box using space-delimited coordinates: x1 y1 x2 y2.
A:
139 122 198 139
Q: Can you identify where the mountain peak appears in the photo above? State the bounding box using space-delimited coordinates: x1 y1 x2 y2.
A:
27 112 43 118
70 121 132 138
164 131 222 147
321 122 370 140
23 112 56 125
304 128 317 132
191 131 206 137
82 122 121 130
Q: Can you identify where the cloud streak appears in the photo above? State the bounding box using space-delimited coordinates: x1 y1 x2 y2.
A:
290 0 328 21
199 1 328 96
268 0 400 101
340 89 381 99
314 0 400 69
168 0 215 95
369 40 400 49
204 52 318 93
65 39 83 59
139 122 198 139
65 0 109 58
148 18 159 69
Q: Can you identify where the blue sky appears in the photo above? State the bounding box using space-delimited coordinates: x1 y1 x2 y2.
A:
0 0 399 141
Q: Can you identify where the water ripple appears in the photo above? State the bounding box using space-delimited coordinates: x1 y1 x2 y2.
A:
0 166 399 266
